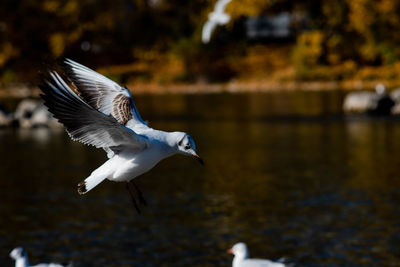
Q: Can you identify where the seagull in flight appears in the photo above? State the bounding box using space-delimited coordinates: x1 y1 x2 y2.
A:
202 0 232 43
10 247 72 267
39 59 203 213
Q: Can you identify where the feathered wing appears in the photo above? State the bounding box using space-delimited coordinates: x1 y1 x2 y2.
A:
214 0 231 14
39 72 148 152
202 20 217 43
62 58 147 127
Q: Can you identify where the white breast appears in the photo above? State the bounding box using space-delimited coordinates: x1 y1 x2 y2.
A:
109 145 172 182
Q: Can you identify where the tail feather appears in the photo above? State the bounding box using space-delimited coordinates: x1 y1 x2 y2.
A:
77 174 107 194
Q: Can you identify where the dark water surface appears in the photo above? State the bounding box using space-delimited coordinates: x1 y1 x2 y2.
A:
1 91 400 266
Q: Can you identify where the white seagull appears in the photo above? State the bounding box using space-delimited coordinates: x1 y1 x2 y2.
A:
39 59 203 212
9 247 72 267
228 243 287 267
202 0 232 43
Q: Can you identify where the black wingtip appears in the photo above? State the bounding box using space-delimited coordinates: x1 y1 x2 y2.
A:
77 181 87 195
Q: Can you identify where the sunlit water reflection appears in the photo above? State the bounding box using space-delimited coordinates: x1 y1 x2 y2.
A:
1 91 400 266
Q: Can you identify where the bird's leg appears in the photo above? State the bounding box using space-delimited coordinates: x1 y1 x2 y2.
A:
130 180 147 206
125 183 141 214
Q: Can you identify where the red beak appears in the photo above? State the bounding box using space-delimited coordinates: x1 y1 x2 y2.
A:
227 248 233 254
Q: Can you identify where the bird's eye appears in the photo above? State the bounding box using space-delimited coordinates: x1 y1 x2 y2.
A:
185 145 190 150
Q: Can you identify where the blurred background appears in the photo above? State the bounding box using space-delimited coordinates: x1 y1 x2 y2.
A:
2 1 400 266
2 0 400 90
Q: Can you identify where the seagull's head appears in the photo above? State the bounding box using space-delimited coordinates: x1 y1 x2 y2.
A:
10 247 26 260
173 132 203 165
228 242 249 260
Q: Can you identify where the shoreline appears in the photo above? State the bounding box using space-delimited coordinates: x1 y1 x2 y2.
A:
1 80 399 98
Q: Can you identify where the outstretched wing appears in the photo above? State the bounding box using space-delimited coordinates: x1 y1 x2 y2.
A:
39 72 148 151
202 20 217 43
63 59 147 127
214 0 231 14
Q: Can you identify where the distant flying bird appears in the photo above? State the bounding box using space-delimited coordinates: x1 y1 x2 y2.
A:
39 59 203 213
228 243 287 267
10 247 72 267
202 0 232 43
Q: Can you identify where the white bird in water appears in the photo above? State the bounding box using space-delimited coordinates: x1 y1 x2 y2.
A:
39 59 203 213
343 83 395 115
202 0 232 43
228 243 288 267
9 247 72 267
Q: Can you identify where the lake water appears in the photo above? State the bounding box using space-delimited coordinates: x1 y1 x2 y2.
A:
1 91 400 266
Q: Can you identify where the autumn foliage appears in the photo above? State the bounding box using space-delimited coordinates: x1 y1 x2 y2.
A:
1 0 400 86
